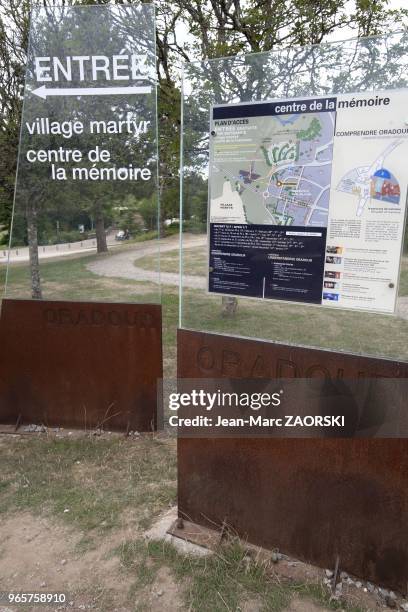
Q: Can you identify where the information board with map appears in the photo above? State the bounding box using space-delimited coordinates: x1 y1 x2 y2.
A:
208 90 408 313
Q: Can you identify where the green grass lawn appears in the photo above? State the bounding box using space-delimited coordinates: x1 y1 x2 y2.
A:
0 436 176 534
139 243 408 361
398 256 408 296
1 242 408 364
182 287 408 359
138 245 207 276
1 250 160 303
138 244 408 297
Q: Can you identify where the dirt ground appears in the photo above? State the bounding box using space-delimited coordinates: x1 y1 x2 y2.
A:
0 512 185 611
0 510 329 611
0 432 405 612
0 509 390 612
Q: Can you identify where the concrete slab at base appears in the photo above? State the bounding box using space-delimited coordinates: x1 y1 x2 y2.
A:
145 507 210 556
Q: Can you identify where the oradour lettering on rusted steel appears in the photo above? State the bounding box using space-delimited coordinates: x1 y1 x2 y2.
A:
0 300 162 432
177 328 408 594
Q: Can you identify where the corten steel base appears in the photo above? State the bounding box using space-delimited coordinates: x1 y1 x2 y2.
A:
177 329 408 594
0 299 162 432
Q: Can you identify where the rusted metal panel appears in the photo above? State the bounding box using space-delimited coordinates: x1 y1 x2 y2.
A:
0 299 162 431
178 329 408 379
177 328 408 593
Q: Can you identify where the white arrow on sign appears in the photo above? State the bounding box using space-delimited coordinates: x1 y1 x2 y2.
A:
32 84 152 99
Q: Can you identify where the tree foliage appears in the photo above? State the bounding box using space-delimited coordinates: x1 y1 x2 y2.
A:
0 0 407 241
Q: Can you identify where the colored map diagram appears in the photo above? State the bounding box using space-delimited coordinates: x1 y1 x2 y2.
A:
336 140 402 216
210 110 335 227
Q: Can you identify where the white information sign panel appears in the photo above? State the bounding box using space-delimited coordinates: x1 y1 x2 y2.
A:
208 89 407 314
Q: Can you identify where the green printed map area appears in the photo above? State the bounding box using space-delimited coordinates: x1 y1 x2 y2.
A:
210 111 335 227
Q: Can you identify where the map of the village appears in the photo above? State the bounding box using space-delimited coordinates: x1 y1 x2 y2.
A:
336 140 402 216
210 109 336 228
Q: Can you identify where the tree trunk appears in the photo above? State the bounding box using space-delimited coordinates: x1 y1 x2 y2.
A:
221 296 238 317
158 173 166 238
95 213 108 253
26 205 42 299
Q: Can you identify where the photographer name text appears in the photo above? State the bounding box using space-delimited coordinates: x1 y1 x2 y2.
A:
169 415 345 428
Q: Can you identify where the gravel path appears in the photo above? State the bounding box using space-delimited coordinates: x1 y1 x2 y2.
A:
87 233 206 289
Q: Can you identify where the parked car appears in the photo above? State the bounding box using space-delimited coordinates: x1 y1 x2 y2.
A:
115 229 130 241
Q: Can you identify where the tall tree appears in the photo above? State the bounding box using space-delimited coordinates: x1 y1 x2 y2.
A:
0 0 30 242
